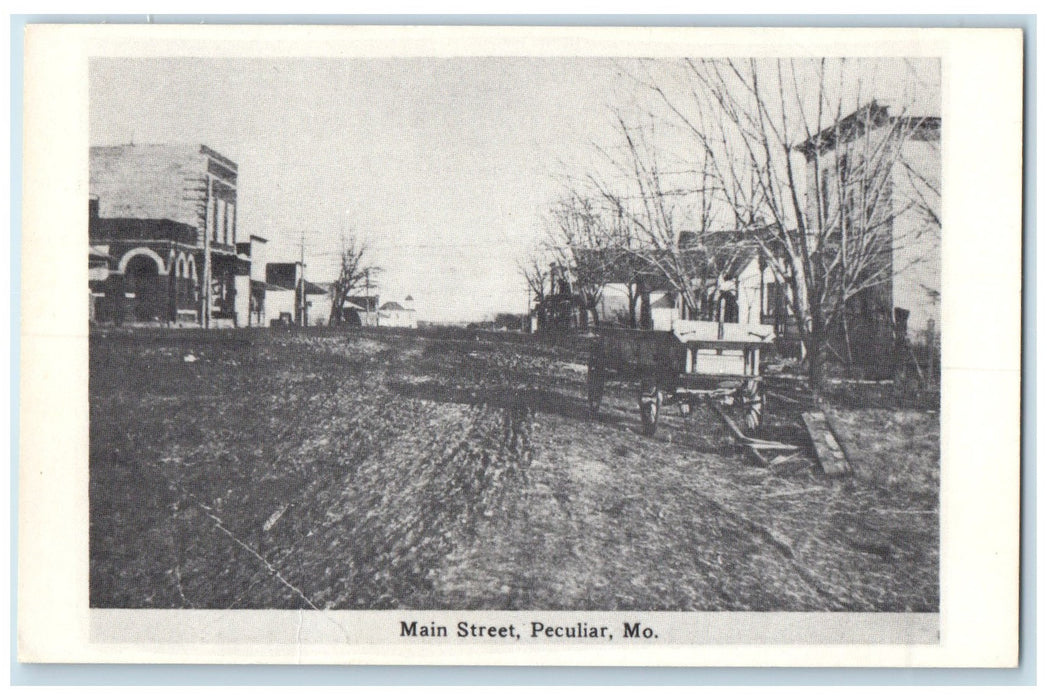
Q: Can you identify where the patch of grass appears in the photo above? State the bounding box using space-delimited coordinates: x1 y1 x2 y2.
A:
826 407 940 498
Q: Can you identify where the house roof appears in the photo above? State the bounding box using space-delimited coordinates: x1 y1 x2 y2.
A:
575 228 765 287
379 301 412 311
346 295 379 310
649 294 676 310
252 279 292 292
794 101 941 158
303 280 328 295
199 144 238 171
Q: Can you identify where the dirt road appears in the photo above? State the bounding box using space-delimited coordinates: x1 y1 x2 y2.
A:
90 327 939 611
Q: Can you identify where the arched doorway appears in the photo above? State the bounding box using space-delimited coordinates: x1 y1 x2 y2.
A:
124 254 164 323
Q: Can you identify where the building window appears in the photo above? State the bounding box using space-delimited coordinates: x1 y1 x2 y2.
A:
217 199 227 245
211 197 220 243
222 201 230 245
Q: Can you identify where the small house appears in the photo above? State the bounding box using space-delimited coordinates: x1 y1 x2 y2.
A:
346 295 380 327
303 281 331 327
378 300 417 328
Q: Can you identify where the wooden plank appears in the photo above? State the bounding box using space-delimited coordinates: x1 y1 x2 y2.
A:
672 319 775 343
801 411 852 476
707 401 802 472
708 400 800 451
746 447 770 467
823 411 868 481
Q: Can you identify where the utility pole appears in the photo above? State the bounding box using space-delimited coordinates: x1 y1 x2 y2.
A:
336 233 346 325
299 234 306 327
202 174 212 328
365 268 372 327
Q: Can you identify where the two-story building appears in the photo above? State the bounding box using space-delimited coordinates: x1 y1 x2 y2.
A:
88 143 249 326
796 101 941 346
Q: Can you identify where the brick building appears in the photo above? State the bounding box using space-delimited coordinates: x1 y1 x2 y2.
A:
88 143 249 326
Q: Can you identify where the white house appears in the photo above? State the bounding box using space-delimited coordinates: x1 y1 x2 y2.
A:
594 246 775 331
263 285 296 326
378 300 417 328
304 281 331 327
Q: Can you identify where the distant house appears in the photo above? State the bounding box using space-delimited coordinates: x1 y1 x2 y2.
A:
304 281 331 327
260 262 332 327
263 288 296 326
239 234 269 326
252 280 289 326
378 300 417 328
583 230 787 333
336 300 369 327
648 292 679 331
346 295 380 327
599 263 771 332
264 262 299 326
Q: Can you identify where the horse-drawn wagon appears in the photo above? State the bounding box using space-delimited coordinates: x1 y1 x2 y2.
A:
586 320 776 437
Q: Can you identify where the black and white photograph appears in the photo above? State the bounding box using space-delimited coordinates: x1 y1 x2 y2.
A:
17 24 1022 666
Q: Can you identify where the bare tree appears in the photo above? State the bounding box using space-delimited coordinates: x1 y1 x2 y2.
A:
635 58 939 388
585 113 757 327
519 255 550 308
543 194 634 328
329 233 378 326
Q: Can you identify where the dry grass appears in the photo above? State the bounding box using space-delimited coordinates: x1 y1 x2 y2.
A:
90 327 938 611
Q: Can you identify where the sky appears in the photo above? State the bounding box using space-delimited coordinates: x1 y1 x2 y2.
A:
90 57 939 322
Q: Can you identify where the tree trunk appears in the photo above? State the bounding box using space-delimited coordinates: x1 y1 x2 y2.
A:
807 312 827 397
841 310 854 375
628 283 639 328
786 259 821 391
639 287 653 330
589 303 600 328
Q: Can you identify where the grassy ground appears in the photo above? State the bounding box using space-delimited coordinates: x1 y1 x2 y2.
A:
90 327 939 611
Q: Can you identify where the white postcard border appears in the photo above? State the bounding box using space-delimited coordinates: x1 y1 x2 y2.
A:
17 24 1023 667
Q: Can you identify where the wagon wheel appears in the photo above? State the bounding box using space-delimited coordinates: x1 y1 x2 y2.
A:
638 381 662 437
738 378 765 433
586 353 605 418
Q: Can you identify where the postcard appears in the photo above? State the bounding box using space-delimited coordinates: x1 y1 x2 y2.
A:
18 24 1022 666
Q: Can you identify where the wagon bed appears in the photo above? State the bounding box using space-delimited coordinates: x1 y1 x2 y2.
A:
587 320 776 436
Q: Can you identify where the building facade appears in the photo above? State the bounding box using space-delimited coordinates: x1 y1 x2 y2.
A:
378 300 417 328
89 143 249 326
797 102 942 345
345 295 381 327
262 262 332 327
